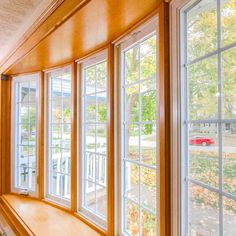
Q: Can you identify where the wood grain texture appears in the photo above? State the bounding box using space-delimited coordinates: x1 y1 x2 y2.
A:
1 194 101 236
107 44 115 236
158 2 171 236
7 0 160 75
1 79 11 195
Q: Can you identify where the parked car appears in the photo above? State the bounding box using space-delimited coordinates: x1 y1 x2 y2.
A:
189 136 214 146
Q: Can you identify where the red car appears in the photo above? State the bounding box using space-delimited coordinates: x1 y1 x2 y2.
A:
189 136 214 146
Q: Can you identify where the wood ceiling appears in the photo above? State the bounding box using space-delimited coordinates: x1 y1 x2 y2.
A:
3 0 160 75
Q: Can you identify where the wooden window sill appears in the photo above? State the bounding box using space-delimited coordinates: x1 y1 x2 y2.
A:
0 194 101 236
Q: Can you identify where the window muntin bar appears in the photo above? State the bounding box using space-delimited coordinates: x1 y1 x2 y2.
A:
80 53 108 228
181 0 236 235
120 21 158 235
45 66 72 205
12 75 38 196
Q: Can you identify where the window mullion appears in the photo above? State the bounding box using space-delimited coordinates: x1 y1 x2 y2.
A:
217 0 224 235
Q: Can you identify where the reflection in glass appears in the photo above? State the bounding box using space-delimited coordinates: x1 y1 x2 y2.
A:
224 197 236 236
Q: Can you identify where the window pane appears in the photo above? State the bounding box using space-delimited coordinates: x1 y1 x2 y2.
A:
222 47 236 119
189 183 219 236
141 167 156 212
85 67 95 95
125 46 140 85
96 186 107 218
126 125 139 162
141 124 156 166
125 200 139 236
85 96 96 122
189 123 219 187
223 124 236 196
84 180 96 211
141 80 156 122
141 209 157 236
223 197 236 235
222 0 236 46
125 162 139 202
188 56 218 120
125 84 139 123
187 0 217 61
97 92 107 123
96 124 107 155
96 61 107 92
140 35 156 81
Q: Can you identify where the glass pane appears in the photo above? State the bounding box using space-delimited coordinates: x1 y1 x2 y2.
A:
223 197 236 236
19 103 28 124
222 47 236 119
29 81 36 102
61 174 70 199
19 124 29 145
51 124 61 148
96 124 107 155
85 125 96 152
189 183 219 236
85 96 96 122
187 0 217 61
188 55 218 120
18 167 29 188
223 123 236 195
86 153 95 181
29 103 36 125
222 0 236 46
125 200 139 236
17 146 28 167
62 97 71 123
126 125 139 162
96 61 107 92
51 79 62 99
141 167 156 212
189 123 219 187
141 124 156 166
51 172 60 196
141 209 157 236
141 80 156 122
28 168 36 191
97 92 107 122
85 67 96 95
20 82 29 102
124 161 139 202
96 186 107 218
140 35 156 81
125 45 140 85
98 154 106 186
125 84 139 122
84 181 96 211
61 156 70 175
51 99 62 124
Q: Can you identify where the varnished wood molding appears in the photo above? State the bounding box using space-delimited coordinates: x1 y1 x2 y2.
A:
0 0 91 75
0 196 34 236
